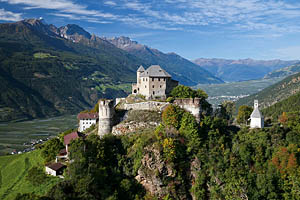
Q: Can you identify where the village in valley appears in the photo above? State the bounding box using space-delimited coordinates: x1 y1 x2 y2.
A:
43 65 265 177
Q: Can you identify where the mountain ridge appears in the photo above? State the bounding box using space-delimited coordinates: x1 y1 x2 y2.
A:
193 58 298 82
104 36 224 86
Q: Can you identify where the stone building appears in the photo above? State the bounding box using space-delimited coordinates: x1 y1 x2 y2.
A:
77 113 98 132
132 65 178 99
250 100 264 128
98 99 115 137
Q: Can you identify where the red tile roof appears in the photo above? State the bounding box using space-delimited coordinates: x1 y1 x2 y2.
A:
46 162 66 171
77 113 98 120
64 132 80 145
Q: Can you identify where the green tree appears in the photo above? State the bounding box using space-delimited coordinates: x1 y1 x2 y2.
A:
162 105 184 129
170 85 207 99
41 138 64 163
236 105 253 125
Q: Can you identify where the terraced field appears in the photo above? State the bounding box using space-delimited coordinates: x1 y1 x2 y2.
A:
0 115 77 155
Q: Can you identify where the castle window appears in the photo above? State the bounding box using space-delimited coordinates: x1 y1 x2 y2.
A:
158 78 160 81
160 85 162 88
153 91 155 95
145 85 146 88
152 85 154 88
163 78 165 81
152 78 154 81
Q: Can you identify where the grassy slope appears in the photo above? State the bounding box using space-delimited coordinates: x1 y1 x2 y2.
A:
0 150 60 200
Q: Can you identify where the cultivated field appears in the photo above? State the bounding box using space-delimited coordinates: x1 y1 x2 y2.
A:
0 115 77 155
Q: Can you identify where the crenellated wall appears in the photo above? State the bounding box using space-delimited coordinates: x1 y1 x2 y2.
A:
173 98 204 122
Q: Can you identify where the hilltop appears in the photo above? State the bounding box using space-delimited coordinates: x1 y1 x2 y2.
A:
236 72 300 109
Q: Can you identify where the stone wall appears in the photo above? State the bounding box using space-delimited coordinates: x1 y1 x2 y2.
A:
173 98 203 122
122 101 169 112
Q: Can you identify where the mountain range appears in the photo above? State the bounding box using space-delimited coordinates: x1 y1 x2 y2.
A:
193 58 298 82
0 19 221 122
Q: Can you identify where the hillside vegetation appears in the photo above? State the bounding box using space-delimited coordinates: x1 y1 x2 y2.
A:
265 62 300 78
0 19 144 122
0 150 61 200
263 91 300 120
12 100 300 200
236 72 300 109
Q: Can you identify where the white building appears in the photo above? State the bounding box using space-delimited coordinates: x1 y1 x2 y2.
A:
45 162 66 176
77 113 98 132
250 100 264 128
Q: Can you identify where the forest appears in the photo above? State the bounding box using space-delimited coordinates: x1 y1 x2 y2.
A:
12 87 300 200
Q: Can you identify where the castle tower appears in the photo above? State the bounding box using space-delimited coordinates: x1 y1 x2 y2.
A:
98 99 115 137
137 65 145 84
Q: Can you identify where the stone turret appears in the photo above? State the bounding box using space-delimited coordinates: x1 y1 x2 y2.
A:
98 99 115 137
173 98 205 122
137 65 145 84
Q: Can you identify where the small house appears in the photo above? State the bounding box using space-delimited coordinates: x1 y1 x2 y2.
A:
45 162 66 176
64 131 83 153
77 113 98 132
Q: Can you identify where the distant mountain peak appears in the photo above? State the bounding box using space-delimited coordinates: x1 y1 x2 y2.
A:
58 24 91 42
104 36 142 50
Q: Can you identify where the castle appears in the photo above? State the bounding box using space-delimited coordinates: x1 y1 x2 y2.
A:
131 65 178 99
96 65 206 136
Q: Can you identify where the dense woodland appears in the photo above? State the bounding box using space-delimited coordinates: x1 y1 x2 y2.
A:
11 86 300 200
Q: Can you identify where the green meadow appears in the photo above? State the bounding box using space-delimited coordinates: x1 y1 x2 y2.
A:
0 150 61 200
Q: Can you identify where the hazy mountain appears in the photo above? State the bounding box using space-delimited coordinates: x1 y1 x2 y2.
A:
264 62 300 79
104 36 224 86
236 72 300 109
193 58 298 82
0 19 145 122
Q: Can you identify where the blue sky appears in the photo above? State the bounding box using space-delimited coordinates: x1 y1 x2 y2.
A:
1 0 300 60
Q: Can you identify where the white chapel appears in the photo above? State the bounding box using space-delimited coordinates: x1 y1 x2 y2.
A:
250 100 264 128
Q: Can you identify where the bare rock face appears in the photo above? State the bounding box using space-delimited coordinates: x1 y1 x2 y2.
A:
135 144 190 199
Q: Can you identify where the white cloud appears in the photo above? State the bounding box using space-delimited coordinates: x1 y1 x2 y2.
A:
104 1 117 6
0 0 117 19
112 0 300 33
0 8 22 21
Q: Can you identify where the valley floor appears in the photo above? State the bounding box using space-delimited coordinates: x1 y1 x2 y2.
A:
196 77 283 106
0 115 77 155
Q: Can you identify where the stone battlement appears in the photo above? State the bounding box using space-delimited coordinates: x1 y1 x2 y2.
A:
173 98 203 106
